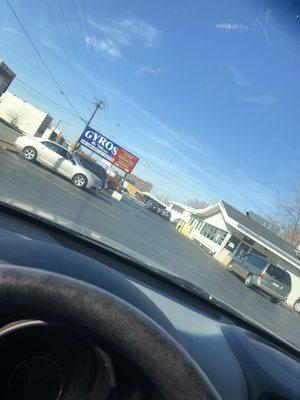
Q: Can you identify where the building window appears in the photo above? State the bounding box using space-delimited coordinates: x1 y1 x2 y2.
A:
243 236 255 246
235 242 251 257
225 236 240 252
200 222 227 245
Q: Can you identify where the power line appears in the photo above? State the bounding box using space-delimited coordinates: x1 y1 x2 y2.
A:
59 0 97 100
0 39 95 103
77 0 113 136
15 85 83 125
139 160 212 199
44 0 88 105
72 0 98 99
15 79 86 124
79 0 103 92
6 0 83 120
3 2 204 195
14 82 209 197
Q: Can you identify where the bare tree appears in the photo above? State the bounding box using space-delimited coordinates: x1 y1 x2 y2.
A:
186 198 208 209
276 184 300 246
264 182 300 246
6 110 23 129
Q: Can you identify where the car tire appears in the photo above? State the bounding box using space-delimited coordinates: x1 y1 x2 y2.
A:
227 262 234 272
244 274 253 287
22 146 37 161
72 174 87 189
271 297 280 304
293 299 300 313
96 185 102 196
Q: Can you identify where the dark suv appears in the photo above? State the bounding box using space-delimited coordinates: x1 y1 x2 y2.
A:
76 155 108 190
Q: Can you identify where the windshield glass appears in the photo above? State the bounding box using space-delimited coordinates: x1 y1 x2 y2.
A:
242 254 268 268
1 0 300 351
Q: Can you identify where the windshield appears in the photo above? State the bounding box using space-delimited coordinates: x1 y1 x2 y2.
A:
1 0 300 351
241 254 268 268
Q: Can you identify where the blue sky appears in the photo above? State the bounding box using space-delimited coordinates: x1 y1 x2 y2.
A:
1 0 300 212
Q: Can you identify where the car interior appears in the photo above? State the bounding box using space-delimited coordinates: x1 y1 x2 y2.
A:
0 202 299 400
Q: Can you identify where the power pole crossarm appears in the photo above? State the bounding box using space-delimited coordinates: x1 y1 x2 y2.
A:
74 100 105 150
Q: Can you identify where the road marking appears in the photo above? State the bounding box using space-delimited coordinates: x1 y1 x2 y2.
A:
0 152 121 221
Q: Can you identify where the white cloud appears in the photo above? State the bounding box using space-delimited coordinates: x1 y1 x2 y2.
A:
85 36 122 58
0 26 18 34
137 66 164 75
215 22 248 31
226 65 250 86
237 93 278 105
84 15 161 59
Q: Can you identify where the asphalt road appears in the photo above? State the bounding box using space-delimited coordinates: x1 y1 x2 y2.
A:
0 149 299 350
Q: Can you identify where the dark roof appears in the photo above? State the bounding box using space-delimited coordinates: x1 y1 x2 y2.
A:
221 201 298 261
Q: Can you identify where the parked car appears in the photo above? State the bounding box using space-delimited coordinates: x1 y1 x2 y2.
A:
159 209 171 220
15 136 103 191
171 218 181 226
146 201 159 214
76 154 108 190
228 253 291 303
293 298 300 314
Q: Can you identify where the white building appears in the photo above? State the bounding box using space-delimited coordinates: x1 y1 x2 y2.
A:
43 127 62 141
174 200 300 308
0 92 52 137
167 201 195 222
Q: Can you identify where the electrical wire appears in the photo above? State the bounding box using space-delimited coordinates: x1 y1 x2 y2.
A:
0 39 94 103
72 0 98 99
6 0 83 120
79 0 112 130
44 0 88 105
15 78 209 197
3 2 206 196
15 79 86 124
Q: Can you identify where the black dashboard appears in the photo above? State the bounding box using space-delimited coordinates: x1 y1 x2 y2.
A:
0 205 299 400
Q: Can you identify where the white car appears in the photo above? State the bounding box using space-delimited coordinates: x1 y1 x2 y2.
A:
15 136 102 191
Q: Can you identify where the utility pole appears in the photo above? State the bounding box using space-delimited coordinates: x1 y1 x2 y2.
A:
74 100 105 150
53 120 62 131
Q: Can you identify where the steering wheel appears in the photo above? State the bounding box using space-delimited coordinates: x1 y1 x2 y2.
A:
0 264 221 400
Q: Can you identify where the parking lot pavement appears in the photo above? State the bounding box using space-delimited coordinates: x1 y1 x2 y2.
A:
0 149 299 350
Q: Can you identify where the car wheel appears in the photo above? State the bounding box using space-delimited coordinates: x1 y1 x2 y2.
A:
293 299 300 313
22 146 37 161
244 274 253 287
72 174 87 189
271 297 280 304
96 185 102 196
227 262 234 272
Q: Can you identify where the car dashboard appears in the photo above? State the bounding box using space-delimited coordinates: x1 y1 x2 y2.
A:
0 205 299 400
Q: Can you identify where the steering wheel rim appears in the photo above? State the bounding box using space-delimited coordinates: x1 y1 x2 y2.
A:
0 264 221 400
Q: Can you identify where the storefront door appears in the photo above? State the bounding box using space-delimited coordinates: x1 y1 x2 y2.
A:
235 242 251 257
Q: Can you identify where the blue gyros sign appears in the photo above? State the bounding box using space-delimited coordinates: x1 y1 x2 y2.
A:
79 126 119 162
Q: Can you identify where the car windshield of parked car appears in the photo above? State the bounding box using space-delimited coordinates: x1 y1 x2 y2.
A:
241 254 268 269
0 0 300 351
